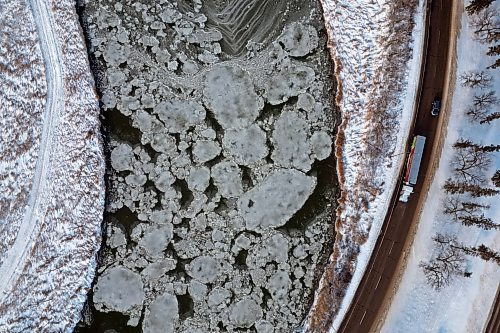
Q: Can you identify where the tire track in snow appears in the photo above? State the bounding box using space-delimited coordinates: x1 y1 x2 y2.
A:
0 0 63 301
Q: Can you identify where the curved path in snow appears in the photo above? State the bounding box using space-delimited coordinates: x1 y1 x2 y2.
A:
0 0 63 301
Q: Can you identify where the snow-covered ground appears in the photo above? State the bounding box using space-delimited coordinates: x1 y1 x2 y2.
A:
0 0 104 332
305 0 426 330
381 1 500 332
0 0 47 267
0 0 65 301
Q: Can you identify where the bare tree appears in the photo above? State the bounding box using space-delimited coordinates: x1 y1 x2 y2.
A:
443 198 498 229
420 234 467 290
451 140 492 183
443 197 489 219
466 103 490 121
470 8 500 44
466 91 498 122
473 90 499 109
460 70 492 88
422 230 500 289
466 0 495 15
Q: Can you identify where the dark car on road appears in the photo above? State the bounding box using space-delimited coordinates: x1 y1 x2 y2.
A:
431 98 441 116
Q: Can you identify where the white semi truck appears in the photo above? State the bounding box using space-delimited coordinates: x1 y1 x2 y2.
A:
399 135 426 202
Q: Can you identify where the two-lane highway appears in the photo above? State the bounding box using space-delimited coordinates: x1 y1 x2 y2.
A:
337 0 453 332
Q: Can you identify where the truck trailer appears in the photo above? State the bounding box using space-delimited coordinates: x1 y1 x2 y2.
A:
399 135 426 202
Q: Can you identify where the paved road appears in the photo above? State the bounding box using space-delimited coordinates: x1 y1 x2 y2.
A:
0 0 63 300
337 0 453 332
484 286 500 333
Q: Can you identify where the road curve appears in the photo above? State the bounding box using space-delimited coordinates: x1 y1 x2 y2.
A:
484 286 500 333
0 0 63 300
337 0 453 332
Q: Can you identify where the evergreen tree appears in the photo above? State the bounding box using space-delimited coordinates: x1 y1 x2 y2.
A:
466 0 495 15
480 111 500 124
458 214 499 230
453 138 477 149
487 44 500 56
479 144 500 152
492 170 500 187
443 179 499 197
475 244 500 264
459 244 500 265
487 58 500 69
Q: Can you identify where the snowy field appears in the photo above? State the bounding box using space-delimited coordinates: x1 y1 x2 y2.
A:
306 0 426 330
381 1 500 332
0 0 104 332
0 0 46 267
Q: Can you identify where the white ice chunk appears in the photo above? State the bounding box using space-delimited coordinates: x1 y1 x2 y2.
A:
138 224 173 257
111 143 134 172
229 297 262 328
108 225 127 249
247 233 289 268
192 140 221 163
141 259 176 280
150 130 177 154
154 99 206 133
151 170 176 192
238 169 316 231
223 124 268 166
187 255 221 283
211 160 243 198
271 111 313 172
203 65 263 129
266 65 315 105
207 287 231 307
186 166 210 192
142 292 178 333
267 270 290 301
278 23 318 57
94 266 144 313
310 131 332 160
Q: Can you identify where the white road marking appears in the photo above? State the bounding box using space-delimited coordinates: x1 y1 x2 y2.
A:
360 310 367 325
375 274 383 290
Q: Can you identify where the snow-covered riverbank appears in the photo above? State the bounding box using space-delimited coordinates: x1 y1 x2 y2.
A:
305 0 426 331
